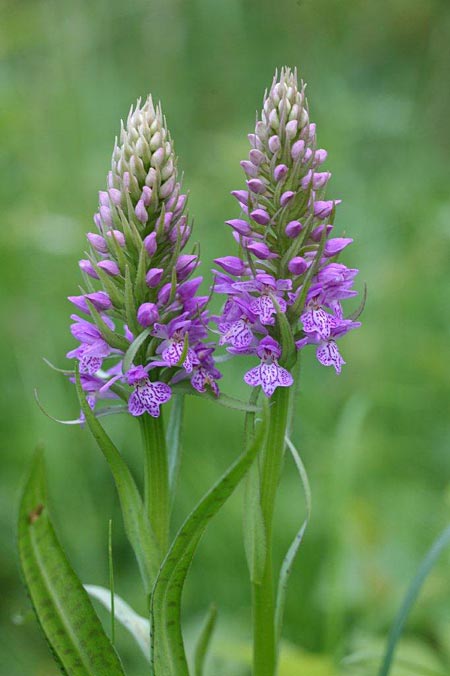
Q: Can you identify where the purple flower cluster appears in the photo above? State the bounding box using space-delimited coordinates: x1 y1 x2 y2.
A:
66 97 220 417
213 68 361 397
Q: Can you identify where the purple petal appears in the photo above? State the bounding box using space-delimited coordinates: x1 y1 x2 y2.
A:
316 340 345 373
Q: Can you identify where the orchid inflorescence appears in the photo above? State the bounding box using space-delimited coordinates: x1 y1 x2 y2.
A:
214 67 360 397
23 67 363 676
67 96 221 419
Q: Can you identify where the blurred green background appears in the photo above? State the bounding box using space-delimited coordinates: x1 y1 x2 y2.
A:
1 0 449 674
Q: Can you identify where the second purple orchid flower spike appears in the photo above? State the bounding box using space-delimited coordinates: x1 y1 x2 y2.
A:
214 67 361 396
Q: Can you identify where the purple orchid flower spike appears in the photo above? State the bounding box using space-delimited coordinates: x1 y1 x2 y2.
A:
62 94 220 415
212 66 361 397
244 337 293 397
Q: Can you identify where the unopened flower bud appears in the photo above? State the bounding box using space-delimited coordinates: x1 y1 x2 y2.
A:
87 232 108 253
291 139 305 161
137 302 159 327
226 219 252 236
79 259 99 279
288 256 308 275
274 164 288 182
247 179 266 195
135 199 148 223
280 191 295 207
98 260 120 276
250 209 270 225
214 256 246 275
144 232 158 256
285 220 303 238
106 229 126 247
146 268 164 287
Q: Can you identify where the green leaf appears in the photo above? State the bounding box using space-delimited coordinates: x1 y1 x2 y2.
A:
243 460 267 584
122 327 151 375
18 450 126 676
124 265 139 336
275 436 311 648
171 382 261 412
193 604 218 676
378 523 450 676
75 367 160 592
85 299 129 352
85 585 150 661
151 415 268 676
275 302 296 369
166 393 185 497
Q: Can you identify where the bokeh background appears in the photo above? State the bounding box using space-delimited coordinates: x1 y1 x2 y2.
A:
1 0 449 674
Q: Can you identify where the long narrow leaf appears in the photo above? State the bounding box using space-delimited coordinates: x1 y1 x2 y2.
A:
85 585 150 661
275 435 312 647
378 523 450 676
18 451 126 676
151 415 268 676
75 367 160 592
193 604 218 676
166 393 185 497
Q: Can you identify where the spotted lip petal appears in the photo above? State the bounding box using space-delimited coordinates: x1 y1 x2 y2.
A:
128 380 172 417
244 361 293 398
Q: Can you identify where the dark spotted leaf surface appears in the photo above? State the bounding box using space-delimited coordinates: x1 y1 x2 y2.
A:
18 450 126 676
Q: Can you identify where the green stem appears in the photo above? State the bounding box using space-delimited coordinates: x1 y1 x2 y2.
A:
252 386 291 676
140 413 170 557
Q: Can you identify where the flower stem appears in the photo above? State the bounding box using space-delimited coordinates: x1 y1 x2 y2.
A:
140 413 170 557
252 386 291 676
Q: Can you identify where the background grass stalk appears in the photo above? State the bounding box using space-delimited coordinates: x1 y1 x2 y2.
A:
252 386 291 676
140 414 170 557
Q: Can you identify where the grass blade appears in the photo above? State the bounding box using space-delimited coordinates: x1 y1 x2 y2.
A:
194 604 218 676
275 435 312 648
378 523 450 676
18 450 126 675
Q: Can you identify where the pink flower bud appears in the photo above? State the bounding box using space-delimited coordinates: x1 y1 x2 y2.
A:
285 220 303 238
291 139 305 161
285 119 298 139
214 256 246 275
144 232 158 256
313 149 328 167
274 164 288 182
137 302 159 327
250 208 270 225
249 149 266 166
99 205 112 227
247 179 267 195
288 256 308 275
106 229 125 247
310 224 333 242
87 232 108 253
226 219 252 236
231 190 249 205
246 241 277 260
146 268 164 287
141 185 152 206
280 191 295 207
97 260 120 276
79 259 99 279
268 135 281 153
240 160 259 178
135 199 148 224
108 188 122 206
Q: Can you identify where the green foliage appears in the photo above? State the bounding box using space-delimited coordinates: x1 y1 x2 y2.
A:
18 451 125 676
151 416 267 675
3 0 450 674
75 367 160 592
